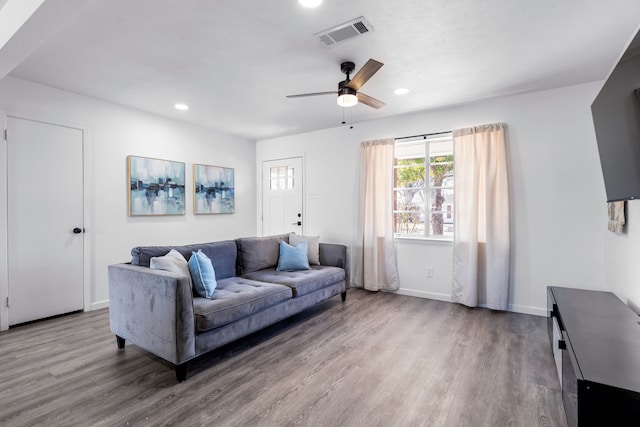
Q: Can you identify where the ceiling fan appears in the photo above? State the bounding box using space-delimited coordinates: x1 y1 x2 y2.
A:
286 59 385 109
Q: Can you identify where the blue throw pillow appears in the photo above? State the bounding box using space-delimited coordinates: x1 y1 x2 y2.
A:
277 240 310 271
188 250 217 298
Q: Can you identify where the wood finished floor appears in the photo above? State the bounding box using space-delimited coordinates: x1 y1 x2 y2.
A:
0 289 567 427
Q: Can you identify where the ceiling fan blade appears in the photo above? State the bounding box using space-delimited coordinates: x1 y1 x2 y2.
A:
286 91 337 98
347 59 384 91
358 92 386 109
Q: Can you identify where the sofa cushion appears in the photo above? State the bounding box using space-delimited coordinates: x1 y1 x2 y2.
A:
131 240 237 280
277 241 310 271
289 233 320 265
241 266 345 297
189 250 217 298
192 277 292 332
179 241 237 280
150 249 193 289
132 245 175 267
236 234 288 275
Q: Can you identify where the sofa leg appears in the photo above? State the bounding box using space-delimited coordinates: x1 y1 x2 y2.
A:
175 364 187 383
341 291 347 302
116 335 125 349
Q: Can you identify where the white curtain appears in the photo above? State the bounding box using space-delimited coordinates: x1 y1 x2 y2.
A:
354 138 400 291
452 123 510 310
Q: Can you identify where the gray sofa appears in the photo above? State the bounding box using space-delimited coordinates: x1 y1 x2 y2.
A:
108 234 348 382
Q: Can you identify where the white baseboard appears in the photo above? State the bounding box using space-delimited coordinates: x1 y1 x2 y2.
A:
391 288 453 303
391 288 547 317
85 291 546 316
506 303 547 317
90 300 109 311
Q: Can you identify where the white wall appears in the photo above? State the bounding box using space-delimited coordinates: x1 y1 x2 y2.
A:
605 201 640 313
257 81 608 315
0 76 256 329
0 74 615 326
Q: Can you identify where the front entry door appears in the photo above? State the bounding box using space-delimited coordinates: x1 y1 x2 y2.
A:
7 116 84 325
262 157 303 236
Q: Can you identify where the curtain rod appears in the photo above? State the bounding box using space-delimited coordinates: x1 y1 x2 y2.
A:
395 131 451 141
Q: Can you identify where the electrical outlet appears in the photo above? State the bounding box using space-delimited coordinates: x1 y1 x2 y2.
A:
426 266 433 278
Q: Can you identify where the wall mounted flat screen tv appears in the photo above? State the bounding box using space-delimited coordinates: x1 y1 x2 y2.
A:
592 29 640 202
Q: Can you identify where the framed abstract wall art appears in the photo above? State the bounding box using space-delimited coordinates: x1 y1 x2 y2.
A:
193 164 235 214
128 155 186 216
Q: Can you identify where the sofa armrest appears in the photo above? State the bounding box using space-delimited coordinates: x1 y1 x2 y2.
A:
319 243 350 288
108 264 196 365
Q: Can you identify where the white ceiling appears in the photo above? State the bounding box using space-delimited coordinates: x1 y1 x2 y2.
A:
7 0 640 140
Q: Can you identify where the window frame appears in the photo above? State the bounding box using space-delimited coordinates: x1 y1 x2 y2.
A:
393 132 454 241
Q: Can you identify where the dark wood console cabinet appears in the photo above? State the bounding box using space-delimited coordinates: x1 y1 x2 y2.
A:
547 286 640 427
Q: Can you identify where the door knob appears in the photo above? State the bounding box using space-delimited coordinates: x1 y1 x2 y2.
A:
73 227 83 234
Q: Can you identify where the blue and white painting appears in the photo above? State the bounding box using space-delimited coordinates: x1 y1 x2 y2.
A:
128 155 185 216
194 164 235 214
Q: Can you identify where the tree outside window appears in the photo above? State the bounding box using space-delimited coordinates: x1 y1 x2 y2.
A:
394 134 454 239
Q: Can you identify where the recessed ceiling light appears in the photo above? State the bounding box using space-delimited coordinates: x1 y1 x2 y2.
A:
174 103 189 111
394 88 410 95
299 0 321 7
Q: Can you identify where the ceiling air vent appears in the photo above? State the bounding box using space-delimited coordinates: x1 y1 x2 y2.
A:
314 16 374 47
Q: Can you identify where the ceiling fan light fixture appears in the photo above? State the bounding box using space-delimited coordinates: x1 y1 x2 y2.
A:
337 87 358 107
299 0 321 7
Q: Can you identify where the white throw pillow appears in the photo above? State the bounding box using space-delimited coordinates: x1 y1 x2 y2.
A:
150 249 193 288
289 233 320 265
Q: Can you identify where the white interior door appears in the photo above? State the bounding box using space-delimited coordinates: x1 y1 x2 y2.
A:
7 116 84 325
262 157 303 236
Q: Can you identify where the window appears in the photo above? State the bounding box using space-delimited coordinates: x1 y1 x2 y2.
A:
269 165 295 190
394 133 454 239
